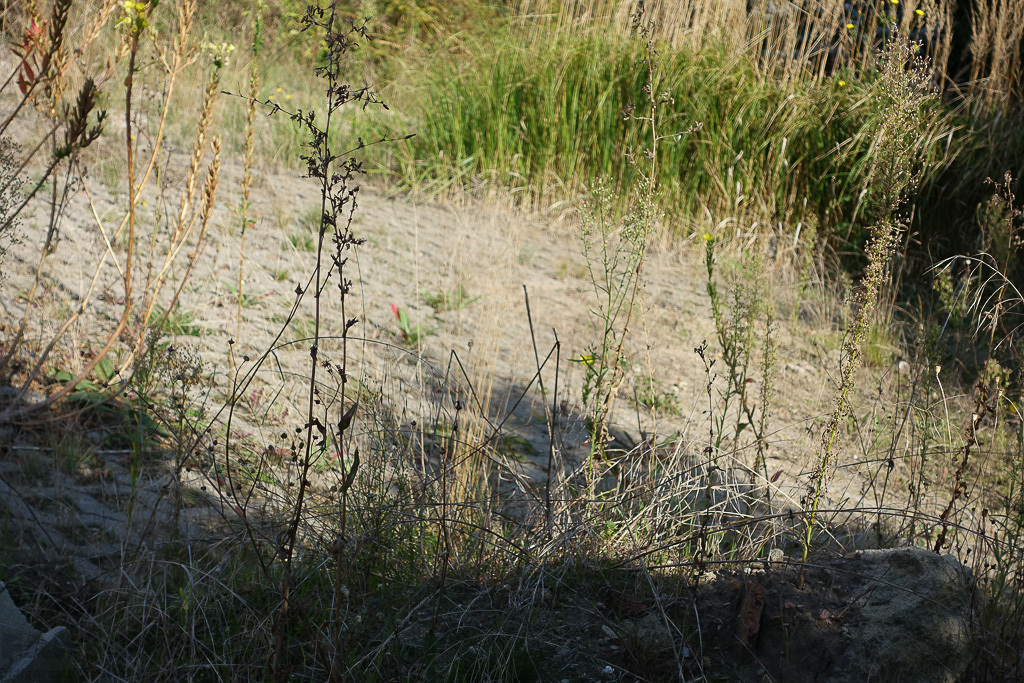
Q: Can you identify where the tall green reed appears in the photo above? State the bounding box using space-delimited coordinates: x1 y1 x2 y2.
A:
371 29 957 241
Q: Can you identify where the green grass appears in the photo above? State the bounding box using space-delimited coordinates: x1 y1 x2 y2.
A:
147 0 1022 261
284 231 316 252
421 284 478 312
364 30 961 247
152 304 207 337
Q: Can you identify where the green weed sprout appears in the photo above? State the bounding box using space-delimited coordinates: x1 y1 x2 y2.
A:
391 304 438 346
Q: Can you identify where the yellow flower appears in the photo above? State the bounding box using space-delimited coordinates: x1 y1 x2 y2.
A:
285 94 292 100
571 353 596 366
276 87 282 93
915 8 924 14
838 80 847 87
846 22 855 29
890 0 898 4
702 232 714 243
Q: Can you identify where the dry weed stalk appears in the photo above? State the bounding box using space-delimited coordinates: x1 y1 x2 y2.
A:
0 0 222 422
520 0 952 84
138 46 228 356
802 36 929 561
934 386 990 552
969 0 1024 111
235 1 264 348
229 5 388 678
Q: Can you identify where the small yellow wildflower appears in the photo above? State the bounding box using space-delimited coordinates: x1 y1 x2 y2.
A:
915 8 924 14
890 0 898 4
846 22 855 29
838 80 847 87
702 232 714 243
285 94 292 100
276 87 282 93
571 354 596 366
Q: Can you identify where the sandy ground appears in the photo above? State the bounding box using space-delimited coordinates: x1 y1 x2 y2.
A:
0 97 989 683
0 128 921 526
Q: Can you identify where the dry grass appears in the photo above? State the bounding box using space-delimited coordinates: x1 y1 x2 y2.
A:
3 1 1024 681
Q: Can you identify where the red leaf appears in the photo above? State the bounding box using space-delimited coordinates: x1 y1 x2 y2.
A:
770 470 782 483
16 62 34 96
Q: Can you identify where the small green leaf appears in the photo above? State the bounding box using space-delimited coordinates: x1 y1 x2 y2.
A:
95 356 116 383
47 367 75 383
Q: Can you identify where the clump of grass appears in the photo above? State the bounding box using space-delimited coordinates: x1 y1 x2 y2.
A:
634 377 680 415
421 284 478 312
151 303 206 338
284 230 316 252
368 17 964 249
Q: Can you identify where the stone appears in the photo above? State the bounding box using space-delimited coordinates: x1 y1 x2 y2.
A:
0 386 45 407
829 547 976 682
0 581 71 682
700 546 977 682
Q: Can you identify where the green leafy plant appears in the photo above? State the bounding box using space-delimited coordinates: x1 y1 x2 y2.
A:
391 304 438 346
634 377 680 416
420 284 478 312
47 354 117 395
151 303 206 337
576 179 650 456
701 232 776 479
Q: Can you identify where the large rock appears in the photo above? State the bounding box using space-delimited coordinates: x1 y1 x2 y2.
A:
0 581 71 682
700 547 977 682
828 548 975 682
